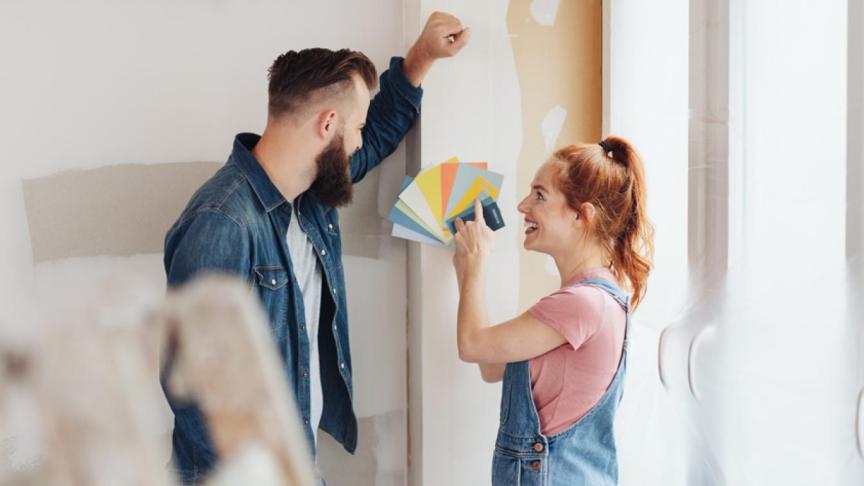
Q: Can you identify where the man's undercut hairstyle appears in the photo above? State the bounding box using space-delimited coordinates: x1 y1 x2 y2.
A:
267 48 378 118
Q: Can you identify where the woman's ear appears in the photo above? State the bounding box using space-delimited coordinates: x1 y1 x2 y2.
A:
579 202 597 225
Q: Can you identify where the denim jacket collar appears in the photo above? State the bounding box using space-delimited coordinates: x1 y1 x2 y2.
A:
230 133 287 213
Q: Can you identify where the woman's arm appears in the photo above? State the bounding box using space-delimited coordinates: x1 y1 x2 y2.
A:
457 265 567 363
453 199 568 367
478 363 505 383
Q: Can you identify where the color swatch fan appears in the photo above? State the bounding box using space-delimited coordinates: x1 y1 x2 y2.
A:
388 157 505 246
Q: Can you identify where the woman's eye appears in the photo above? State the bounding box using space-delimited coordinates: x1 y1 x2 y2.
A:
535 191 544 201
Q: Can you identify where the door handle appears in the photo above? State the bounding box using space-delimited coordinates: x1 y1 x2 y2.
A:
857 387 864 460
688 325 716 401
658 325 671 390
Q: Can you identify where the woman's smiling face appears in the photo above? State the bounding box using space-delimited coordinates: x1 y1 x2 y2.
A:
517 160 584 255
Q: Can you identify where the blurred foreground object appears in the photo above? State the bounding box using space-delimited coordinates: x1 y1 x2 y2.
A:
0 276 313 486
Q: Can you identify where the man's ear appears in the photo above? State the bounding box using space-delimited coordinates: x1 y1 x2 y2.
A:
316 109 337 140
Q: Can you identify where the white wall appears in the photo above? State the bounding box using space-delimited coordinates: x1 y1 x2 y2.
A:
604 1 691 484
608 0 864 484
406 1 522 484
0 1 410 483
717 1 857 484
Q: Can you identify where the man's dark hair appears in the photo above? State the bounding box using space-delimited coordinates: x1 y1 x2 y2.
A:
267 48 378 118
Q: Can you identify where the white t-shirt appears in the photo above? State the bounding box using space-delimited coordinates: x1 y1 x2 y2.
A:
286 202 323 447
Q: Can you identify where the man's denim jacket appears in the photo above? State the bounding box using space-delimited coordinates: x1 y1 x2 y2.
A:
162 57 422 483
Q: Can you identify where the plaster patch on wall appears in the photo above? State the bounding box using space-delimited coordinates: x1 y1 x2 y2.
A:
530 0 560 26
317 410 404 486
340 142 409 260
340 167 387 259
370 409 405 485
22 160 391 263
509 0 603 310
344 251 406 417
22 162 221 263
541 105 568 153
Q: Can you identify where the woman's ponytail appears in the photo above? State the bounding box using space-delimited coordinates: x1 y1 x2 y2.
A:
554 136 655 309
601 136 654 309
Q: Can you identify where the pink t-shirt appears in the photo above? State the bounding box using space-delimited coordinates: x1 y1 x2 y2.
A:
527 267 626 436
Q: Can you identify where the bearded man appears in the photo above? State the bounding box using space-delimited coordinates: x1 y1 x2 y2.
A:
161 12 470 485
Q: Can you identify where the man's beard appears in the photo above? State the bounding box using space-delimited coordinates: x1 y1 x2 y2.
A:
311 134 353 208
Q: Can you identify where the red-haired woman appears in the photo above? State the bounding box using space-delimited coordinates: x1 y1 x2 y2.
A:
452 136 654 485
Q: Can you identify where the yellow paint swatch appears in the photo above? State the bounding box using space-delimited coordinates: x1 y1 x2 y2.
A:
446 177 499 219
415 165 444 230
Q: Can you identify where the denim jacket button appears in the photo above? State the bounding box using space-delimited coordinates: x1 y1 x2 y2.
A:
340 362 345 369
320 249 326 256
533 443 544 452
530 461 541 471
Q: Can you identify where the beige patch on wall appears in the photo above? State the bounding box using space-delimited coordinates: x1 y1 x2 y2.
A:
317 411 405 485
22 162 221 262
339 167 387 260
22 161 387 264
507 0 603 309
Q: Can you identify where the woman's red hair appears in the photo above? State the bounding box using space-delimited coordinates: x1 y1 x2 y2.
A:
552 136 655 309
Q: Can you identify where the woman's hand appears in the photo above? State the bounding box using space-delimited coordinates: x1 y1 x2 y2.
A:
452 198 495 288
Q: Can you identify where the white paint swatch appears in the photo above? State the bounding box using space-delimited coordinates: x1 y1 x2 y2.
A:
397 182 447 242
530 0 560 26
541 105 567 153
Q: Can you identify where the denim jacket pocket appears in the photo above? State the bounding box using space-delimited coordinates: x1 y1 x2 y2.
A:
254 265 289 290
253 265 290 330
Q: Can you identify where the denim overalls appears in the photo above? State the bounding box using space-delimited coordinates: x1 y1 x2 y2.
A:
492 278 630 486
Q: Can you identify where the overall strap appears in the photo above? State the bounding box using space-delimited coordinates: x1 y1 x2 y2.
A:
570 277 630 313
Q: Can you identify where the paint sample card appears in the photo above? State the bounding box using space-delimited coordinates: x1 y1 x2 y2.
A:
392 221 445 247
445 199 506 234
447 176 500 219
445 164 504 218
388 158 504 246
387 176 441 241
440 160 487 218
